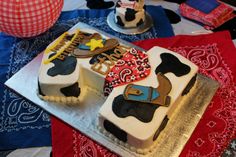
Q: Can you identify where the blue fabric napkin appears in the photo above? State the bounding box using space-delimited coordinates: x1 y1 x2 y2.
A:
58 6 174 41
0 24 71 150
186 0 220 14
0 5 174 150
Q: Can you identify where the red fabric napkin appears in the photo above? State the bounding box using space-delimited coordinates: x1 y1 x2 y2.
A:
51 31 236 157
179 2 235 30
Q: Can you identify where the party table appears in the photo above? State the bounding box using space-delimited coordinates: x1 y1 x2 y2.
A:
0 0 236 157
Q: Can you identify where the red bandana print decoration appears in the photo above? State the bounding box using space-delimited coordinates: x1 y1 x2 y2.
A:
103 48 151 96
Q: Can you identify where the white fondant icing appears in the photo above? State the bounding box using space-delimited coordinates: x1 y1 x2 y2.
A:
98 47 198 150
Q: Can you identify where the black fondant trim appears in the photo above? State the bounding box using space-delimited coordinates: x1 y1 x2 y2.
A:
112 95 159 123
38 81 45 96
60 82 80 97
153 115 169 141
155 53 191 77
103 120 127 142
116 16 125 27
182 74 197 96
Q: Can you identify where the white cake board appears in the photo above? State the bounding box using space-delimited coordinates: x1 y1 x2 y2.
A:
5 23 219 157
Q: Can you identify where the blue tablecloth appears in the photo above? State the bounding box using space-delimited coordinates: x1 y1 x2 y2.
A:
0 6 174 150
59 6 174 41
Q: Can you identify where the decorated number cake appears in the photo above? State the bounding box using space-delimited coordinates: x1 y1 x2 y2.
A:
38 24 198 154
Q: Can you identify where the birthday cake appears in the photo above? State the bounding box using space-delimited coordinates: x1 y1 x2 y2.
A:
98 47 198 153
114 0 146 28
38 25 198 154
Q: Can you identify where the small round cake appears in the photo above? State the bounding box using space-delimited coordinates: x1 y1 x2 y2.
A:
114 0 146 28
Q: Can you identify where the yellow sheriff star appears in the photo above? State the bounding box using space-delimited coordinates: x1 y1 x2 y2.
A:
86 39 104 51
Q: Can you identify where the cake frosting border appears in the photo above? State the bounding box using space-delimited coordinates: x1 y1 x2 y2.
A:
5 41 219 157
96 76 199 155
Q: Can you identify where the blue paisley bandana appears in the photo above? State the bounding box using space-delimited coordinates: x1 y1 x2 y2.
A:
0 6 173 150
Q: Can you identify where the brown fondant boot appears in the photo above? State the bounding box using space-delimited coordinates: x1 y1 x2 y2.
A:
151 72 172 106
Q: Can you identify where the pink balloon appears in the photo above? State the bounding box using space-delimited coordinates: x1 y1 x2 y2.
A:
0 0 63 38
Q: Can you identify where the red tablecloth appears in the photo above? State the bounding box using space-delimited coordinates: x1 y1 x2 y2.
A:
51 31 236 157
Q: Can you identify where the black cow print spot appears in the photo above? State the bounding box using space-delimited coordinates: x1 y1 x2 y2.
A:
86 0 114 9
116 16 125 27
125 8 138 21
136 19 144 27
155 53 191 77
163 0 186 4
213 17 236 40
116 1 121 7
153 115 169 141
47 53 77 77
103 120 127 142
182 74 197 96
164 9 181 24
60 82 80 97
143 4 146 10
112 95 159 123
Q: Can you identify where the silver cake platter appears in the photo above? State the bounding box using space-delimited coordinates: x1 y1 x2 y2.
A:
5 22 219 157
107 11 153 35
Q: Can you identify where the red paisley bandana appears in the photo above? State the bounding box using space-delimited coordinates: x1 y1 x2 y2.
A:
179 2 235 30
51 31 236 157
134 31 236 157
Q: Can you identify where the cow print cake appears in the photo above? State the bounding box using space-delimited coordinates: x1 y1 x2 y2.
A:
38 24 198 154
98 47 198 154
115 0 146 28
